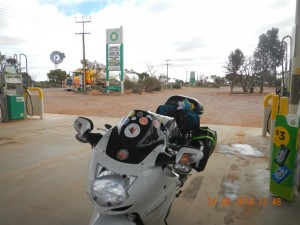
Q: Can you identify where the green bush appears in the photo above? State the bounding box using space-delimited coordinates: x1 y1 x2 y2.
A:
172 83 181 89
131 84 142 94
124 80 135 90
143 77 161 92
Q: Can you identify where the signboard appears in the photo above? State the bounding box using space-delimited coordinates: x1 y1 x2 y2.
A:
106 28 123 44
106 27 124 93
108 45 120 71
270 114 300 201
190 71 195 84
106 85 121 91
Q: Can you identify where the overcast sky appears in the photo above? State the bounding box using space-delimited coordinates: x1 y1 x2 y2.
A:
0 0 296 81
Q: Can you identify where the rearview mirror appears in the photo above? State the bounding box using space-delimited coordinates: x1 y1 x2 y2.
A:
74 117 94 138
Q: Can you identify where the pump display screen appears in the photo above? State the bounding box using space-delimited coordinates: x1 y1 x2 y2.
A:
3 65 22 84
4 65 17 75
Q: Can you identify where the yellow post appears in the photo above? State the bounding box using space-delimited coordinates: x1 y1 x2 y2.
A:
264 93 275 107
268 95 279 169
271 95 279 121
279 97 289 115
262 93 275 136
28 87 43 99
23 87 44 119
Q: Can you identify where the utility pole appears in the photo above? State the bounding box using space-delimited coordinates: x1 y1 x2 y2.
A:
75 16 91 92
164 59 171 87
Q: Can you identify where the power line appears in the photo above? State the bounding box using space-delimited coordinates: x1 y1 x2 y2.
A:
0 4 38 22
75 16 91 92
164 59 171 84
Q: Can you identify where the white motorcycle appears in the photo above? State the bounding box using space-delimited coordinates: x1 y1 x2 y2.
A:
74 95 217 225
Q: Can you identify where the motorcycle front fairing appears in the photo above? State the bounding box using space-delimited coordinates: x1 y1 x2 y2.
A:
87 110 179 225
89 212 136 225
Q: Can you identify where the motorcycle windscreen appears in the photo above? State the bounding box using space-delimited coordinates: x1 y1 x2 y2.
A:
106 110 165 164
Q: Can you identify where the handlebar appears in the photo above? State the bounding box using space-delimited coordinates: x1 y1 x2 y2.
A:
155 152 176 166
168 143 181 151
84 133 102 147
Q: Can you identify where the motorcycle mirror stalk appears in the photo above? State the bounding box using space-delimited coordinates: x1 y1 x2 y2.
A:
75 133 88 143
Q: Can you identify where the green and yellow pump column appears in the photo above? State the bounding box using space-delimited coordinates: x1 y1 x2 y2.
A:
267 96 289 169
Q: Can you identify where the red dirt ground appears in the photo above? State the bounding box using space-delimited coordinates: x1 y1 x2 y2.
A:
43 86 271 128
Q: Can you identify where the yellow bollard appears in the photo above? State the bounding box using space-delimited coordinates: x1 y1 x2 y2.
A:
271 95 279 121
267 95 279 169
279 97 289 115
262 93 275 137
23 87 44 119
28 87 43 99
263 93 275 107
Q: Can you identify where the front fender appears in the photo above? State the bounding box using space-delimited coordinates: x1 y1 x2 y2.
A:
89 212 136 225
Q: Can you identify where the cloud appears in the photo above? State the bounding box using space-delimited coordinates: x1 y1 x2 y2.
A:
147 0 173 14
175 37 206 52
271 0 294 9
0 0 296 81
0 35 25 46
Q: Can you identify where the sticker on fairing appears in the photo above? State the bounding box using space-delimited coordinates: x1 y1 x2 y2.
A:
123 118 130 125
117 149 129 160
146 115 153 121
128 111 135 117
139 117 148 125
124 123 141 138
153 120 160 128
137 111 143 117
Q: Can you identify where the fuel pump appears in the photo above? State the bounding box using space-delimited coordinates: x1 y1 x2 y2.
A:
0 52 24 122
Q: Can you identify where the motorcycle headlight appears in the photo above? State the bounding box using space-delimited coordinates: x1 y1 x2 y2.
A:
90 164 136 207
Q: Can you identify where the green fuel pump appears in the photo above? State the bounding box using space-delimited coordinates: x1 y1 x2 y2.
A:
0 53 24 122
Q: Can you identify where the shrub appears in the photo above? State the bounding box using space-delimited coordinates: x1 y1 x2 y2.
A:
143 77 161 92
172 83 181 89
131 83 142 94
124 80 135 90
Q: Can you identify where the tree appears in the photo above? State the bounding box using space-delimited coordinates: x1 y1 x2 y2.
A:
240 57 255 92
143 77 161 92
224 49 245 92
253 28 284 93
137 72 149 81
47 69 67 83
6 58 18 66
86 60 106 72
214 76 226 86
146 64 158 77
197 74 208 85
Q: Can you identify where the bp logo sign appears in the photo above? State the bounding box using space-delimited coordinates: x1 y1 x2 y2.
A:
110 32 118 42
106 28 123 44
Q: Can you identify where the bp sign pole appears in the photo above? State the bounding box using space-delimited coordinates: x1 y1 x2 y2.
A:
106 27 124 93
190 71 196 86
